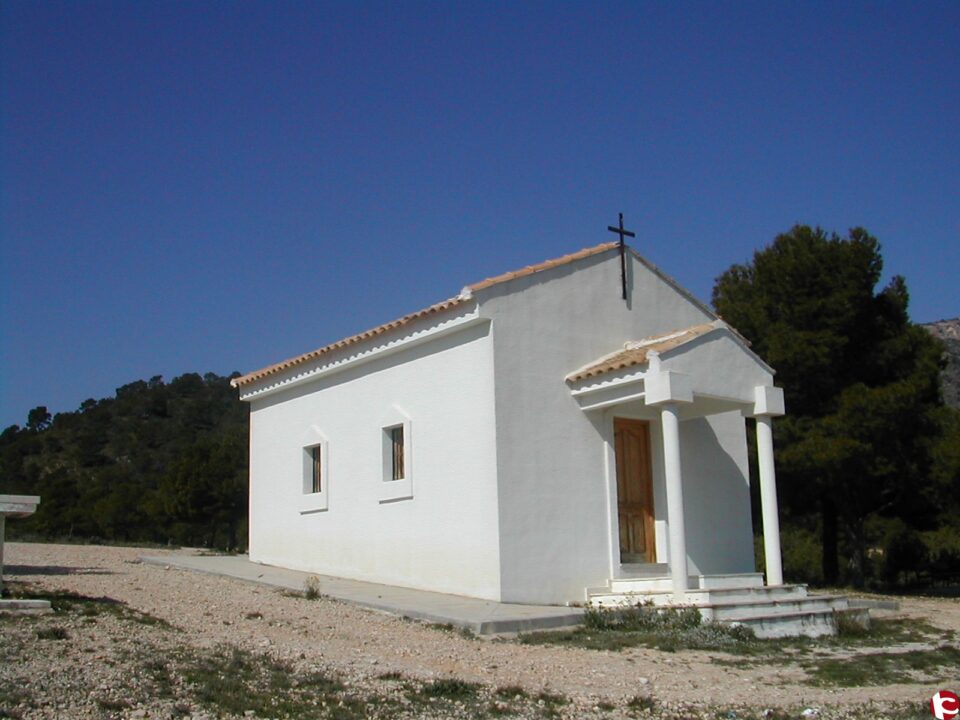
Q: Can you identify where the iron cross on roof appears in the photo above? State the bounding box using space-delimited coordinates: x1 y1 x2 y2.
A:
608 213 635 300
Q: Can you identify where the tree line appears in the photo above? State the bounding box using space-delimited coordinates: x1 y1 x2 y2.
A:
2 225 958 588
0 372 248 550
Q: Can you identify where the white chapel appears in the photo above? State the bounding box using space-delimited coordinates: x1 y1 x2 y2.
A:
232 241 792 611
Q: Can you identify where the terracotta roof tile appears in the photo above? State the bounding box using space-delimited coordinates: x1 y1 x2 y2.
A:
467 242 618 292
231 297 466 388
232 242 620 389
566 323 718 382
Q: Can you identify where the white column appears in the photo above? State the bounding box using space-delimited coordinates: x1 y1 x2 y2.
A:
756 416 783 586
661 403 689 602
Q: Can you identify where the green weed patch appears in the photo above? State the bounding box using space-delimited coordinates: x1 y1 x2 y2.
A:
180 646 355 718
520 604 758 652
802 645 960 687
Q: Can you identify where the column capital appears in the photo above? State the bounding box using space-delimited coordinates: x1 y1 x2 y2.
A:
753 385 785 417
645 370 693 406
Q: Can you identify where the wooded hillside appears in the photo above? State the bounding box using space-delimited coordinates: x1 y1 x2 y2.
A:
0 373 248 550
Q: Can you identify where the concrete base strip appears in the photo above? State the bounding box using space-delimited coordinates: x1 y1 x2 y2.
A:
140 555 583 635
848 598 901 611
0 599 52 615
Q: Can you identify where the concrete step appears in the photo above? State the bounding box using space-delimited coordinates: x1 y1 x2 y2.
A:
620 563 670 577
581 596 860 638
589 583 809 607
584 581 863 638
603 577 677 594
685 584 809 603
701 594 849 622
606 572 765 594
696 573 766 590
734 608 838 638
731 606 869 639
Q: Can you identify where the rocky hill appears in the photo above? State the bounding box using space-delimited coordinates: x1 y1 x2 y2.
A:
924 317 960 408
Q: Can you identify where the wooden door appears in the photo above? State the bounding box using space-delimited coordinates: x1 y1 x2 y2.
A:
614 418 656 563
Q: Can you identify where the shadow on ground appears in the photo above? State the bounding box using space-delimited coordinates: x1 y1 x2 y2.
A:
5 564 115 576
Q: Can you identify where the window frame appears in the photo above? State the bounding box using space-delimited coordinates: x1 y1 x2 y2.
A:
379 408 413 503
299 426 329 514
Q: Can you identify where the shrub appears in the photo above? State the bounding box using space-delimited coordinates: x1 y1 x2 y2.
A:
779 525 824 585
881 522 928 586
923 524 960 581
36 627 69 641
627 694 657 712
303 575 322 600
585 602 701 632
417 679 480 701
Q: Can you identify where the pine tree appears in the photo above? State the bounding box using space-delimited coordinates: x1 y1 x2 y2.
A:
713 225 944 585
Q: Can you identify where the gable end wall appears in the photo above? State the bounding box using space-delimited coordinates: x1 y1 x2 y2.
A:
478 249 725 603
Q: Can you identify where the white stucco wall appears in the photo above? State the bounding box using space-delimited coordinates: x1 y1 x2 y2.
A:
663 332 773 405
475 248 755 604
672 411 755 576
245 318 502 600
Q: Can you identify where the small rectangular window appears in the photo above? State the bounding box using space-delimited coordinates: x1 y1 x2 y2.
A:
390 426 405 480
311 445 322 493
379 412 412 503
300 435 328 513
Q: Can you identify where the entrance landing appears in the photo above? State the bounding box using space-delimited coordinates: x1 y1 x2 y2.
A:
139 554 584 636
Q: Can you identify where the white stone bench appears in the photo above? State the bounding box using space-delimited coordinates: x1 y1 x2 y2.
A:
0 495 51 613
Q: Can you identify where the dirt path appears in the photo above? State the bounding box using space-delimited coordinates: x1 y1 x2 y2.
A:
2 543 957 719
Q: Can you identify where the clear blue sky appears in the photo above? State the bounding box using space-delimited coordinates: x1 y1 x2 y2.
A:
1 1 958 429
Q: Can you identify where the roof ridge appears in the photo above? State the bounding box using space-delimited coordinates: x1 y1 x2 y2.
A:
233 241 620 389
467 241 618 292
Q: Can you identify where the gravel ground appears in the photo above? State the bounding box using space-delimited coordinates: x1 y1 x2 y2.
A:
2 542 958 719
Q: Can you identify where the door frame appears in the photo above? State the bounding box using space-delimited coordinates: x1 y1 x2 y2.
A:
602 409 665 578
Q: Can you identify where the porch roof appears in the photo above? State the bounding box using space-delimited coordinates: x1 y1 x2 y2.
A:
566 320 780 417
566 323 717 382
